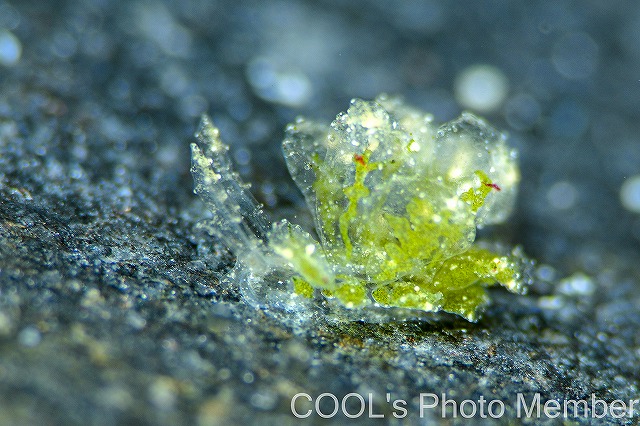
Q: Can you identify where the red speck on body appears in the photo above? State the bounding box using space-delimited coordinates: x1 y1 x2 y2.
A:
354 154 365 166
484 182 501 191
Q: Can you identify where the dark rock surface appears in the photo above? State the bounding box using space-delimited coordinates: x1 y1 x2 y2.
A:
1 1 639 424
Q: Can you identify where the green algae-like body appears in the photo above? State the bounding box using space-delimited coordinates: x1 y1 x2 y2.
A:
191 95 528 323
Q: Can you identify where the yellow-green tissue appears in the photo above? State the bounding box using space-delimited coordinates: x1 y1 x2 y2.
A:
191 95 529 322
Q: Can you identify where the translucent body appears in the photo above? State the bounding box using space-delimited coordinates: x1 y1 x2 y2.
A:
191 95 528 323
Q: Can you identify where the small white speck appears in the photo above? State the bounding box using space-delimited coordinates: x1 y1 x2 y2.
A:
620 175 640 213
246 57 312 107
455 64 509 113
538 295 564 310
0 30 22 66
279 248 294 260
547 181 577 210
558 272 595 296
536 264 556 281
234 148 251 166
18 326 41 347
117 186 133 198
242 372 254 384
448 167 463 179
149 378 177 410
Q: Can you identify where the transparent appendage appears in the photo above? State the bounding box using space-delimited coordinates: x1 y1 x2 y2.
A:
191 95 530 324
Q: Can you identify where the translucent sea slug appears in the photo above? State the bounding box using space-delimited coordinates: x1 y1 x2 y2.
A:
191 95 529 323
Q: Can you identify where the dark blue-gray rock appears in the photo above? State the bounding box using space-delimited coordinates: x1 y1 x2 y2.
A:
1 1 639 425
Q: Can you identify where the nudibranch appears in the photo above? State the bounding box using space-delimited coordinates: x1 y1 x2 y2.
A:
191 94 529 323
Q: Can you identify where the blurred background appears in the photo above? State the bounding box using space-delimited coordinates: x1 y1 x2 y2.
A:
1 0 640 424
3 0 640 269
